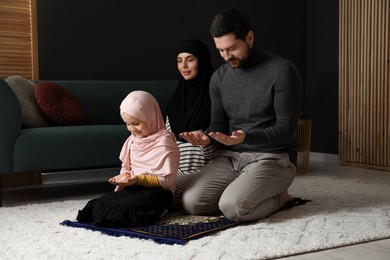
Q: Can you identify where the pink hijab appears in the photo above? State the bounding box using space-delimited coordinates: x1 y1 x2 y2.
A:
119 91 179 192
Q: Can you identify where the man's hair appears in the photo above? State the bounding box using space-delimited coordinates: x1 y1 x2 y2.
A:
210 8 252 41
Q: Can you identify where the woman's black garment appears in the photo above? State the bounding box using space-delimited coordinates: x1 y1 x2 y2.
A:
76 185 173 228
166 39 214 139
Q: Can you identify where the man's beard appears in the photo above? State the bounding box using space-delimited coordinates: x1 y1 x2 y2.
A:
226 57 241 68
227 44 253 69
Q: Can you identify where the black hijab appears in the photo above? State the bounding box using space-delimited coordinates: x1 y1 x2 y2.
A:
166 39 213 139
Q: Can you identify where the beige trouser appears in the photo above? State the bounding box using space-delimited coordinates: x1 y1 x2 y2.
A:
182 150 296 222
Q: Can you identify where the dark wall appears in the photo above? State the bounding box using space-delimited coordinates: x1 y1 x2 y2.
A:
37 0 339 155
304 0 339 154
37 0 305 81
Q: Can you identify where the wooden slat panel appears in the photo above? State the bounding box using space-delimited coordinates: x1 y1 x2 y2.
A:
0 0 37 80
339 0 390 170
0 0 30 6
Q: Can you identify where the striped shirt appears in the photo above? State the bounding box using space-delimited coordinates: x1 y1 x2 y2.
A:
165 116 215 176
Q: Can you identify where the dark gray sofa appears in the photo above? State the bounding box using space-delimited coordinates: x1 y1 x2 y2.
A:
0 79 177 206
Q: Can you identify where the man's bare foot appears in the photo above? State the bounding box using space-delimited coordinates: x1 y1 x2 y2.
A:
279 190 293 208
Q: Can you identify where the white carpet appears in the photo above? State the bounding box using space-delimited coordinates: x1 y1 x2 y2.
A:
1 174 390 260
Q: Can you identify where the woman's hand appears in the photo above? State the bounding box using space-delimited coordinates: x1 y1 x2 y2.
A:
179 130 211 146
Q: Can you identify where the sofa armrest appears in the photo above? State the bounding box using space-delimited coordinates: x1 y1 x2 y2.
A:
0 79 22 173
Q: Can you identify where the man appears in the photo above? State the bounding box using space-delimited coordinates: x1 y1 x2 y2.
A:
180 8 302 222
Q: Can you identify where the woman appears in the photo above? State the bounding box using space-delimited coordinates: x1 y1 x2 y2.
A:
166 39 216 209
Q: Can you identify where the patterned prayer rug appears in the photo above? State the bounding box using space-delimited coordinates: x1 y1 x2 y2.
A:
61 212 239 245
60 198 309 245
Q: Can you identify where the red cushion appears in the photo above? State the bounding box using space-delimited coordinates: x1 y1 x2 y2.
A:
34 82 85 125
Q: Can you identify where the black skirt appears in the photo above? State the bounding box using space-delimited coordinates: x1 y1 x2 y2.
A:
76 185 173 228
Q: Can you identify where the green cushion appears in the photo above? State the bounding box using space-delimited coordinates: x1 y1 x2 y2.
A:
13 125 129 172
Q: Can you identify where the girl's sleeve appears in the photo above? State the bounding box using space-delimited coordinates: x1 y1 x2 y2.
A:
136 175 160 187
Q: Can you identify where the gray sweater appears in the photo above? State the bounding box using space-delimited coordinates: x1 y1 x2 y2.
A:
207 46 302 164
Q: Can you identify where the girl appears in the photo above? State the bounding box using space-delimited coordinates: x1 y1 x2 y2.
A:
77 91 179 227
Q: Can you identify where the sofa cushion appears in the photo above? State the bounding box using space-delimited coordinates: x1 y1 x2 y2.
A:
5 76 50 127
34 81 86 125
13 125 129 171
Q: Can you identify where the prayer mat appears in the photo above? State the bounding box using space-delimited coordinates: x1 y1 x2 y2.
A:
60 198 309 245
60 212 239 245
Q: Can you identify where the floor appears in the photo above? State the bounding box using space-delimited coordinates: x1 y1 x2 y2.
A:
280 154 390 260
3 153 390 259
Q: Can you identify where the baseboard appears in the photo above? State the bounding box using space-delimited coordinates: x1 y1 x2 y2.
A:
41 167 120 185
309 152 339 163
